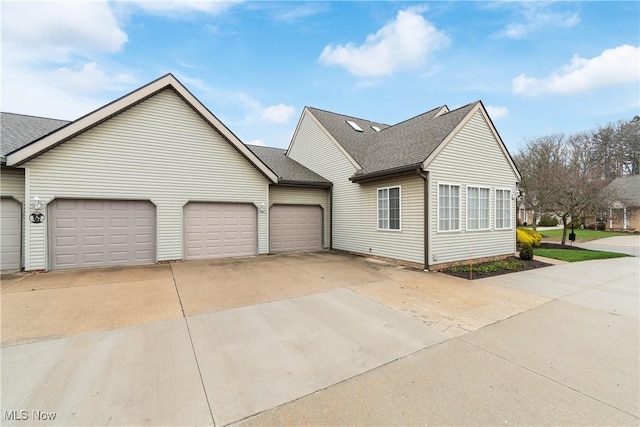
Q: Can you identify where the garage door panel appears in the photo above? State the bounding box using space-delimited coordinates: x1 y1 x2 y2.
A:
270 205 322 253
1 199 22 271
184 202 257 260
49 199 155 270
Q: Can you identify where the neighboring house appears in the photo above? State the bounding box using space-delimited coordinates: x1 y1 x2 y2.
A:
603 175 640 230
1 74 520 272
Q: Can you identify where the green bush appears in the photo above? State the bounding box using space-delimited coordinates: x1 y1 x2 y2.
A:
597 221 606 231
517 228 542 247
538 215 559 227
519 243 533 260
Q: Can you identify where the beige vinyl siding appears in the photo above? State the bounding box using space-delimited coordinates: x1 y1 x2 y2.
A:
22 89 269 270
289 112 424 264
1 168 25 203
269 186 330 248
427 111 518 266
1 168 25 268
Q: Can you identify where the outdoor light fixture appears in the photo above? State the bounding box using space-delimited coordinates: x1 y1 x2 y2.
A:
29 195 45 223
259 202 266 213
31 195 42 212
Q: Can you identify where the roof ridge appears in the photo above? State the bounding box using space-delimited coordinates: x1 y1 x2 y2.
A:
1 112 71 122
306 106 389 127
377 105 447 133
245 144 286 152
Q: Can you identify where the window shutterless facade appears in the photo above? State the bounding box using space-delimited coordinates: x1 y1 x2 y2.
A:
467 186 490 230
495 188 512 229
377 186 401 230
438 183 460 232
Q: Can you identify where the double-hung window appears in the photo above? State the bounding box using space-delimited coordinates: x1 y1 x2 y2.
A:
438 184 460 231
495 189 512 229
467 186 490 230
378 186 400 230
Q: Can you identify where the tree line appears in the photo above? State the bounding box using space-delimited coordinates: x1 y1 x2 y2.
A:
514 116 639 244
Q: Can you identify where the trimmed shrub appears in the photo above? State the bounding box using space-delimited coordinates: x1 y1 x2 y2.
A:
517 228 542 247
519 243 533 260
538 215 559 227
597 221 606 231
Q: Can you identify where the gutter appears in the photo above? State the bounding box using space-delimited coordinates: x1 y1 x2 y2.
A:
276 179 332 189
349 163 422 184
415 168 429 271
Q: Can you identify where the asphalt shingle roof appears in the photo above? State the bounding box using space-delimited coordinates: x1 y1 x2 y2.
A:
308 103 479 178
604 175 640 207
1 112 70 163
247 145 331 186
306 107 390 165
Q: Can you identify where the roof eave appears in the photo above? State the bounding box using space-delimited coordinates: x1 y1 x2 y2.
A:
5 74 279 183
276 179 332 188
350 164 422 183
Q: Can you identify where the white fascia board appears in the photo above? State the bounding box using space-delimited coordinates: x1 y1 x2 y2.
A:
7 74 279 183
422 103 479 170
305 109 362 170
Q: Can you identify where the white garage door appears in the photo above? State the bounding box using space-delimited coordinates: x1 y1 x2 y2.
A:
184 202 257 260
1 198 22 271
270 205 322 253
49 199 155 270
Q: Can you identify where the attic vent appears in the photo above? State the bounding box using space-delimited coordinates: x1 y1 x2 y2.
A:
346 120 363 132
371 125 381 132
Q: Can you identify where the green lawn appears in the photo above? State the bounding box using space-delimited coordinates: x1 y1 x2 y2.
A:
533 248 630 262
520 228 629 242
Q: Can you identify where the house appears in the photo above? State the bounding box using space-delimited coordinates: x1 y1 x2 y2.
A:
603 175 640 231
2 74 329 271
286 104 520 269
1 74 520 272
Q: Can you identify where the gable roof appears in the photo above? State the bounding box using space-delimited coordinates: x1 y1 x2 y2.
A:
356 102 478 177
305 107 390 167
5 74 279 183
247 145 331 187
305 101 519 182
604 175 640 207
1 113 69 164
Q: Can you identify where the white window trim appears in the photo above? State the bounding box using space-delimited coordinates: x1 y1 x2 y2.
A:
466 185 491 232
377 185 402 232
437 182 461 233
495 188 513 230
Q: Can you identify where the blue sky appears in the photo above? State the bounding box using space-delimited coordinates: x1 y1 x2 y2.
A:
2 1 639 154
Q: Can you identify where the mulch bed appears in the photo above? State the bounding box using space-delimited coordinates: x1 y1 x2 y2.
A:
441 241 581 280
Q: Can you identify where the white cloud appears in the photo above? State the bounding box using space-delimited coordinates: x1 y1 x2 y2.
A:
499 3 580 39
319 8 449 77
513 45 640 96
125 0 242 16
486 105 508 120
1 1 134 119
246 139 266 146
2 1 127 59
272 3 329 22
260 104 297 124
52 62 136 94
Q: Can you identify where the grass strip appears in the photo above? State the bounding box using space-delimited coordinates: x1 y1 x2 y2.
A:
534 248 630 262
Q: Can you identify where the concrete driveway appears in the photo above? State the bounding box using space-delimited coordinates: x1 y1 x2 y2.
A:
2 252 638 426
575 234 640 257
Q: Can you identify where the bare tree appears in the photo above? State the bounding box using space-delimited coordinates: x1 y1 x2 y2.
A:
515 135 566 231
516 134 608 244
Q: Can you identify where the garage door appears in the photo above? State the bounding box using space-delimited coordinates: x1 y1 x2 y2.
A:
270 205 322 253
1 198 22 271
184 202 257 260
49 199 155 270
